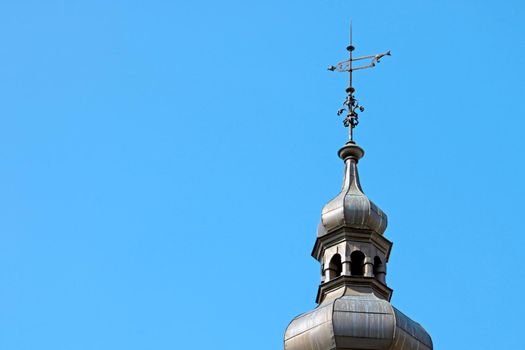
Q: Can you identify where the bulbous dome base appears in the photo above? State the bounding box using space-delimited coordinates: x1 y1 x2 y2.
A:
285 291 432 350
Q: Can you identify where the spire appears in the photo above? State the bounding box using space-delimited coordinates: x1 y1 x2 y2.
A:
284 24 433 350
320 24 390 243
328 22 391 141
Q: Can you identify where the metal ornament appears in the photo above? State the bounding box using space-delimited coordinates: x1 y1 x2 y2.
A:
328 24 390 141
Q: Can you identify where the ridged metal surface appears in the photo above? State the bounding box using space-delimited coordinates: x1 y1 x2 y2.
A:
284 302 335 350
319 155 388 237
332 294 395 349
391 308 433 350
284 294 432 350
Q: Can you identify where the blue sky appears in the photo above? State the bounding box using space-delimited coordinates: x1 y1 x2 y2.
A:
0 0 524 349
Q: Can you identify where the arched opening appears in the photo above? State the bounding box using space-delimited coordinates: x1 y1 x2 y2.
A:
373 256 386 283
327 254 342 280
373 256 383 276
350 250 365 276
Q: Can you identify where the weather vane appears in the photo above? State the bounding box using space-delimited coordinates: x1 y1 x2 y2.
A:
328 23 390 141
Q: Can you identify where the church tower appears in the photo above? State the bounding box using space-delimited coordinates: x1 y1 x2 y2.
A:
283 28 433 350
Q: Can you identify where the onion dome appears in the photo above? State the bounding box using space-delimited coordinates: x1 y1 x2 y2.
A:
318 141 387 237
284 293 433 350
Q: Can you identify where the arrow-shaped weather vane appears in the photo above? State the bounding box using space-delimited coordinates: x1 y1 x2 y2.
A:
328 23 390 141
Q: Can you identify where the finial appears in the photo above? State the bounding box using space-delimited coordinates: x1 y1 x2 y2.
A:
328 22 391 141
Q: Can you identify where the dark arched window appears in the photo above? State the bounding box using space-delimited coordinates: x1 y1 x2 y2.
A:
350 250 365 276
373 256 386 283
328 254 342 280
373 256 383 276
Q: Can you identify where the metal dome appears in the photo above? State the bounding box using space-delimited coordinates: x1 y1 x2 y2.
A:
318 142 388 237
285 293 432 350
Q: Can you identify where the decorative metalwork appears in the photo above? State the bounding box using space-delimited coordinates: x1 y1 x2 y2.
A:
337 88 363 129
328 51 391 73
328 24 390 141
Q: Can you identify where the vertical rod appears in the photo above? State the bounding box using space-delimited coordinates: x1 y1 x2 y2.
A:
348 21 353 141
349 21 353 89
